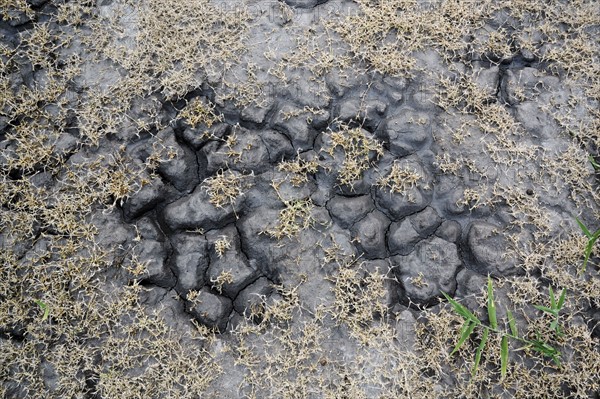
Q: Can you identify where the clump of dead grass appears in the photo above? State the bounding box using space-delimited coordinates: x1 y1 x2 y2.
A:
322 124 384 188
266 198 316 241
277 154 320 187
201 169 254 215
376 161 423 196
178 97 223 129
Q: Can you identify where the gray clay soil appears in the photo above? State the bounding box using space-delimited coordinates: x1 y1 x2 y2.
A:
1 0 599 398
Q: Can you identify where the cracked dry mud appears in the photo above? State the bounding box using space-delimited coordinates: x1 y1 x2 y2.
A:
1 0 599 398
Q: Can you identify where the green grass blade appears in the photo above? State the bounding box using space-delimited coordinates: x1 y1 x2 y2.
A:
501 335 509 380
514 344 531 352
34 300 49 322
576 217 592 238
507 309 518 337
582 241 593 272
557 288 566 310
531 339 561 366
534 305 558 316
442 292 480 324
451 320 477 356
487 277 498 329
472 329 489 377
589 155 600 170
549 287 556 309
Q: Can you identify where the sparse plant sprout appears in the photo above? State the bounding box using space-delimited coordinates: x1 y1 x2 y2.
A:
443 277 564 379
214 235 232 258
575 217 600 273
324 125 384 187
33 299 49 322
534 286 567 337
